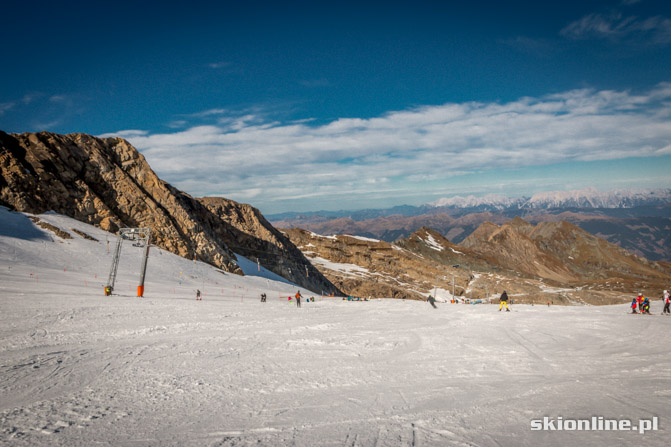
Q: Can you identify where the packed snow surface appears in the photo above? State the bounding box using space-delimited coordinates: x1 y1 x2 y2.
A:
1 208 670 446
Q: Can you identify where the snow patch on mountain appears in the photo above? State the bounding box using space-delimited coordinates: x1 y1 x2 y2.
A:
306 256 372 276
346 235 381 243
422 234 445 251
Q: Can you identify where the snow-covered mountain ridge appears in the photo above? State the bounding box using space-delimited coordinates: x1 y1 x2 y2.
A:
430 187 671 209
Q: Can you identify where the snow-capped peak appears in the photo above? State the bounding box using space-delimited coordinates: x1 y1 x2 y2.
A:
428 194 523 209
429 188 671 210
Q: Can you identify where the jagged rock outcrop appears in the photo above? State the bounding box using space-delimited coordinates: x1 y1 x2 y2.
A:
199 197 340 294
0 131 340 293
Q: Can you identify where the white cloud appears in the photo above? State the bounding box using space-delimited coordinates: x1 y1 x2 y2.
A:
182 108 230 118
49 95 68 103
21 92 43 105
0 102 14 115
561 12 671 45
98 129 149 139
207 62 231 69
103 84 671 211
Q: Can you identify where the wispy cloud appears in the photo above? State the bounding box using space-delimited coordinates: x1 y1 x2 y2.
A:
181 108 230 118
561 12 671 45
207 62 231 69
21 92 43 105
32 118 65 130
99 129 149 139
103 84 671 211
0 102 14 115
49 94 69 103
167 120 188 129
0 92 86 131
205 61 244 75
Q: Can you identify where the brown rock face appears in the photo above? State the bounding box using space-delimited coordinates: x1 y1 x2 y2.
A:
461 217 670 290
199 197 341 295
285 222 670 305
0 131 340 293
282 228 475 300
0 131 239 272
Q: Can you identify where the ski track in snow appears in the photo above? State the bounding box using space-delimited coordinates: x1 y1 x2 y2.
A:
1 208 670 446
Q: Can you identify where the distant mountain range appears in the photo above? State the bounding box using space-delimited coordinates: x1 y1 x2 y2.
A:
270 188 671 222
270 188 671 261
429 188 671 210
282 221 671 304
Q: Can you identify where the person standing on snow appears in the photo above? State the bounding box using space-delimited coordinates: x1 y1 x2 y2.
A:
642 296 651 314
499 291 510 312
427 295 437 309
295 291 302 308
631 298 638 314
196 289 201 301
637 293 644 313
663 290 670 315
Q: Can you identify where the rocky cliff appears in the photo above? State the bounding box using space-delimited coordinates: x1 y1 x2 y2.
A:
198 197 339 294
0 131 339 293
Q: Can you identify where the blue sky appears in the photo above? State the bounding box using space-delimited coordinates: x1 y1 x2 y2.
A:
1 0 670 213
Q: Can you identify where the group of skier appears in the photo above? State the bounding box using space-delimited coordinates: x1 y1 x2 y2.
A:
424 291 511 311
201 287 671 314
285 291 315 307
631 290 670 315
427 289 670 314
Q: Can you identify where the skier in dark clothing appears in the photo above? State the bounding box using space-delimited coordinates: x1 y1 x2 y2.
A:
499 291 510 312
196 289 201 301
260 293 267 302
427 295 437 309
663 290 670 315
295 291 302 308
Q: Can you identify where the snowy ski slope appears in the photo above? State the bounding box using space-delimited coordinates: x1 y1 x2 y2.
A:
0 207 669 446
